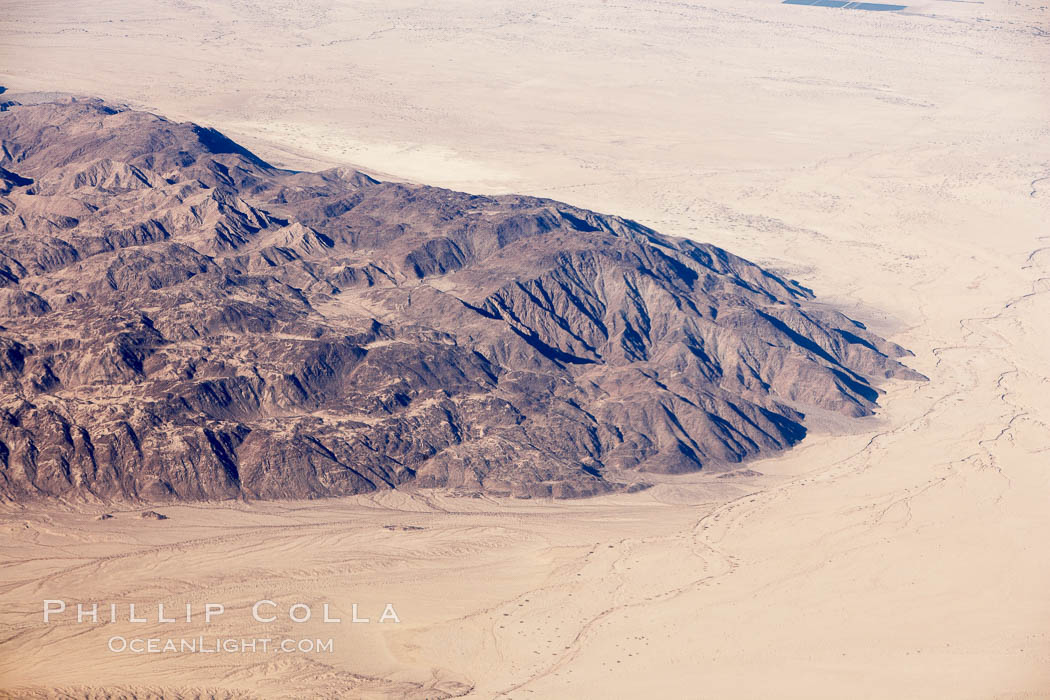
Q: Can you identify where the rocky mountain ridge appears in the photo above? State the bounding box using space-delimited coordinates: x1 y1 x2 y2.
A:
0 96 922 501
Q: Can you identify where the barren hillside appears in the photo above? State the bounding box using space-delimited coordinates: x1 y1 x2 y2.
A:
0 97 920 501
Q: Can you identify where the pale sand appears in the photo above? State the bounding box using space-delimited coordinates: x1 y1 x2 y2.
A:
1 0 1049 697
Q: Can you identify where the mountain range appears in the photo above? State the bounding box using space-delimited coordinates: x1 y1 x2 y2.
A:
0 96 922 501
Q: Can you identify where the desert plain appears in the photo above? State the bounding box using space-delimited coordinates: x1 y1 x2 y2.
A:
1 0 1049 697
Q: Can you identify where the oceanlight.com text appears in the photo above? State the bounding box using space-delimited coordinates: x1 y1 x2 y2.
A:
107 636 335 654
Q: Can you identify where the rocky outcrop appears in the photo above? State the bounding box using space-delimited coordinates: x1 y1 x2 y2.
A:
0 98 922 501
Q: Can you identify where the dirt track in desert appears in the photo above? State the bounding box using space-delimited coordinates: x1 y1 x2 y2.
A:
1 0 1049 697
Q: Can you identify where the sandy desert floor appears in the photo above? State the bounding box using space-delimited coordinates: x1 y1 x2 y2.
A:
1 0 1049 697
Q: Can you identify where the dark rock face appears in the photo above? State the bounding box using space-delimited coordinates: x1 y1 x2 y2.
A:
0 98 922 501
